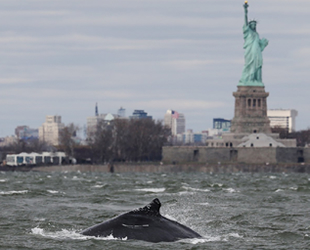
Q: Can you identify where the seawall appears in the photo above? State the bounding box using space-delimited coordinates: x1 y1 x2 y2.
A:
28 163 310 173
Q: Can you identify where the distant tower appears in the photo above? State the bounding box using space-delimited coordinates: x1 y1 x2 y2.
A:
164 110 186 136
117 107 126 118
95 103 99 117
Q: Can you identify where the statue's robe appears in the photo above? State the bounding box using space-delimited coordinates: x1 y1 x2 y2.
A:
239 24 267 85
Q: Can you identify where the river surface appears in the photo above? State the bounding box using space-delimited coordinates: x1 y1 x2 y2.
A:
0 170 310 249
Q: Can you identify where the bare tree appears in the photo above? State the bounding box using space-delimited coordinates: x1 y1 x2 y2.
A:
59 123 80 158
87 118 170 163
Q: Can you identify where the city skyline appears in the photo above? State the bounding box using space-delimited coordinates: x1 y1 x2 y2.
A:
1 0 310 137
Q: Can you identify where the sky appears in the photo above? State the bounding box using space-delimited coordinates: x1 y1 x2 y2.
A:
1 0 310 137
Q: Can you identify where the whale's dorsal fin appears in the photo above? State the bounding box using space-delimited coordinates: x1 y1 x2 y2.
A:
130 198 161 216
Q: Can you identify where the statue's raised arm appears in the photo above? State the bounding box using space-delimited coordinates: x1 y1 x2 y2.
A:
239 1 268 87
244 1 249 26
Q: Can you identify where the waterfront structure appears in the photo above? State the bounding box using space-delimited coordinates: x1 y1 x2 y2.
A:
5 151 67 166
129 110 152 119
164 110 185 136
267 109 298 133
38 115 64 146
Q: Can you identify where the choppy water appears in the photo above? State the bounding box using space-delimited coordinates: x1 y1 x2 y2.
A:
0 170 310 249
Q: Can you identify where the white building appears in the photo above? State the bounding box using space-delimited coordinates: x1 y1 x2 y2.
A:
237 133 285 148
39 115 65 146
0 136 17 147
87 113 122 136
164 110 186 136
267 109 298 133
181 129 208 144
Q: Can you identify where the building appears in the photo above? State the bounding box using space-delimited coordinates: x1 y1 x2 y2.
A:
267 109 298 133
39 115 65 146
213 118 231 131
129 110 152 119
164 110 186 136
15 126 38 140
181 130 208 145
87 113 121 136
117 107 126 118
0 136 17 147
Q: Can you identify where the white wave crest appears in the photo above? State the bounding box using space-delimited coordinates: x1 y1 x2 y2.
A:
0 179 7 182
135 188 165 193
224 188 239 193
47 190 61 194
183 232 243 244
182 186 210 192
0 190 28 195
31 227 127 241
275 189 284 193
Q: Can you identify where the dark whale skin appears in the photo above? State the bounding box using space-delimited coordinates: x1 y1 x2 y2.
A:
81 198 201 243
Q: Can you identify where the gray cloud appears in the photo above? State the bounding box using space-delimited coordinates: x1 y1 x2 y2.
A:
1 0 310 137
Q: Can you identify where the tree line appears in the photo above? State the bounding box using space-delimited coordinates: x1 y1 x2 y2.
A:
87 119 170 163
4 124 310 164
56 119 171 163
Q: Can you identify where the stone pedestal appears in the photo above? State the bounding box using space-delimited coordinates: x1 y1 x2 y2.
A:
230 86 271 134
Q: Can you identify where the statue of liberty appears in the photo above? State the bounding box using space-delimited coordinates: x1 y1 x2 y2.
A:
239 1 268 86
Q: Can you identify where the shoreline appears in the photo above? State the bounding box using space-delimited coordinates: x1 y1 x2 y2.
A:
1 163 310 173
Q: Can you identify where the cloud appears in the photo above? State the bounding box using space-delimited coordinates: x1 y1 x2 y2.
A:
131 99 226 111
0 78 34 85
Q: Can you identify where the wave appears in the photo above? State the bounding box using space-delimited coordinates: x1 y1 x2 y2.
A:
47 190 64 194
223 188 239 193
134 188 165 193
31 227 127 241
181 232 242 244
0 190 28 195
181 186 210 192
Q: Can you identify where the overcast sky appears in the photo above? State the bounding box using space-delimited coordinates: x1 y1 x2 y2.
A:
1 0 310 137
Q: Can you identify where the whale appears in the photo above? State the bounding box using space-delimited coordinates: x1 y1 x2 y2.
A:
81 198 201 242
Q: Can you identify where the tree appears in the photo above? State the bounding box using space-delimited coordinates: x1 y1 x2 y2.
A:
87 120 113 163
59 123 80 158
87 118 170 163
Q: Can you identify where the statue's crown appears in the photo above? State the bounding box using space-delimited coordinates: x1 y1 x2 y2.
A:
249 19 257 24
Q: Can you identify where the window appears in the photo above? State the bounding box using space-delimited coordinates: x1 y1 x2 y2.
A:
248 99 251 107
253 99 256 107
258 99 261 107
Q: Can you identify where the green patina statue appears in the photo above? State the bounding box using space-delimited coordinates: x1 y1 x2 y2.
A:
239 1 268 87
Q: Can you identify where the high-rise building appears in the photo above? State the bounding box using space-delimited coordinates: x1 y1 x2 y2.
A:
164 110 186 136
39 115 65 146
267 109 298 133
15 126 39 140
129 110 152 119
117 107 126 118
87 113 122 136
213 118 231 131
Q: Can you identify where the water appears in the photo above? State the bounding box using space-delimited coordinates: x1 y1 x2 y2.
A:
1 170 310 249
